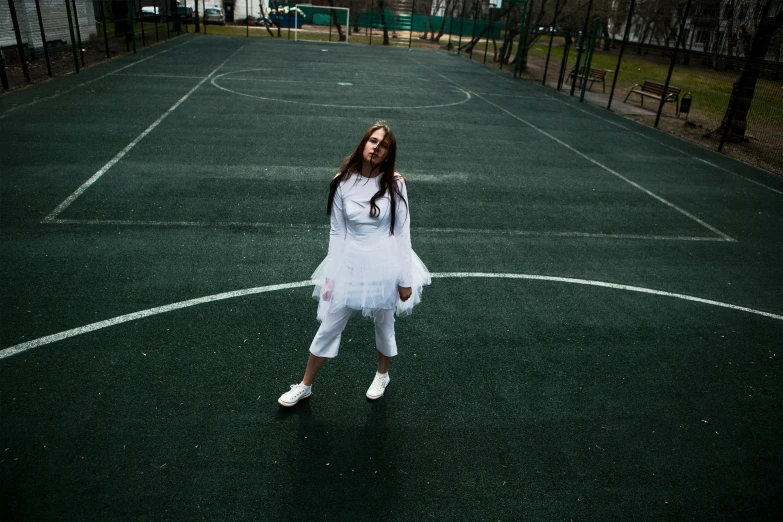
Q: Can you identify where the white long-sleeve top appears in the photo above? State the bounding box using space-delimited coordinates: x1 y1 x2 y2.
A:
324 173 413 287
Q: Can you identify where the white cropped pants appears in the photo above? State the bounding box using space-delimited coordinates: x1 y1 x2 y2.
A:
309 307 397 359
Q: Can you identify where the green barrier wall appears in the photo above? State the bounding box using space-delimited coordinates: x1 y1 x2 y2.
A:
286 4 501 38
353 11 501 38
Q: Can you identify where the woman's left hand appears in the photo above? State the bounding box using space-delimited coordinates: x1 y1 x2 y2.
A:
398 286 412 302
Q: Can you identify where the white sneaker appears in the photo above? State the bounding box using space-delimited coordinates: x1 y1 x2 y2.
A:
366 374 390 400
278 383 312 407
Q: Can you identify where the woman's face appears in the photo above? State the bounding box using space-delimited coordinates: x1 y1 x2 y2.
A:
362 129 389 166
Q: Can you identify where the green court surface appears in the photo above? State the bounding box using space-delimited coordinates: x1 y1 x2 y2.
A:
1 35 782 521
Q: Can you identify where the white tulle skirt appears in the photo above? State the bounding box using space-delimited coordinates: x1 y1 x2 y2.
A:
311 243 431 321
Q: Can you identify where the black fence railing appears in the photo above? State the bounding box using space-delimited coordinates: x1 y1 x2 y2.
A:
453 0 783 175
0 0 200 90
3 0 781 174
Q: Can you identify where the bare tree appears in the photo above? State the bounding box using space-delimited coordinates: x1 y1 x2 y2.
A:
259 1 276 36
717 0 783 140
431 0 453 41
378 0 391 43
327 0 347 40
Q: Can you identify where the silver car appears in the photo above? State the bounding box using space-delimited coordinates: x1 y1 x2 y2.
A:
204 7 225 25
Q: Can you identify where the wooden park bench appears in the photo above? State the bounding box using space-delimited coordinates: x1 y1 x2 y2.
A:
566 66 608 93
624 81 682 115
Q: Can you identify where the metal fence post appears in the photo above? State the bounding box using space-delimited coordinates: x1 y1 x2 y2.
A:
457 0 466 54
153 0 160 40
139 0 147 46
469 0 478 58
99 0 110 58
541 0 560 86
513 0 529 78
130 0 138 52
654 0 693 127
569 0 593 95
369 0 374 44
0 51 9 90
556 33 570 90
8 0 32 83
483 6 493 64
408 0 415 48
64 0 80 73
447 0 456 50
606 0 635 110
70 0 85 65
33 0 53 76
499 6 511 71
579 16 599 101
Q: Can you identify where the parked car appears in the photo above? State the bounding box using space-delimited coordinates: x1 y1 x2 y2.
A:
204 7 225 25
177 5 194 23
140 6 161 22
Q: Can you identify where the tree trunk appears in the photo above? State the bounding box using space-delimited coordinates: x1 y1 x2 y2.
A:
517 0 535 71
327 0 346 40
378 0 390 44
259 1 275 36
432 0 452 42
272 0 282 37
460 23 490 53
112 0 131 38
717 3 783 141
602 19 610 51
352 1 360 34
637 25 648 54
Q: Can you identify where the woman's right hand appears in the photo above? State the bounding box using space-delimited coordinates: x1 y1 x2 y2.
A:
321 279 334 301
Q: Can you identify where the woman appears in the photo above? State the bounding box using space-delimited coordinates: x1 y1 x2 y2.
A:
278 121 430 407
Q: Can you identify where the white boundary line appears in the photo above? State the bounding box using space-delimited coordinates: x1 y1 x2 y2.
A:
444 52 783 196
43 218 727 242
1 272 780 360
409 57 736 243
473 93 556 100
0 36 195 121
541 94 783 197
42 45 246 223
210 69 472 109
113 73 210 80
47 218 322 230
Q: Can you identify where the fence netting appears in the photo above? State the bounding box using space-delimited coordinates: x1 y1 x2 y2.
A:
2 0 781 174
1 0 197 89
452 0 782 174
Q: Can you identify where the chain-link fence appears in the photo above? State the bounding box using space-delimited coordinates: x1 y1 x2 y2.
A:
448 0 783 175
3 0 781 174
0 0 199 90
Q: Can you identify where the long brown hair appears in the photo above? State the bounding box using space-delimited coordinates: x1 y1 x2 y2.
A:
327 121 407 235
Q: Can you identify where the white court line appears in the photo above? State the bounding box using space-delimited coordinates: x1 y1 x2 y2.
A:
1 272 780 360
446 54 783 196
219 77 435 86
0 37 195 121
542 94 783 196
43 45 246 223
210 69 472 109
409 57 736 243
419 227 726 242
47 218 322 230
43 218 724 242
473 93 556 100
113 73 209 80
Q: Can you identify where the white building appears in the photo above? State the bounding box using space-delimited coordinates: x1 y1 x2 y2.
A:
0 0 96 53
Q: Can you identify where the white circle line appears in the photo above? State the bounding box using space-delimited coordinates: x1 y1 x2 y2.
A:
1 273 780 360
209 69 472 109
